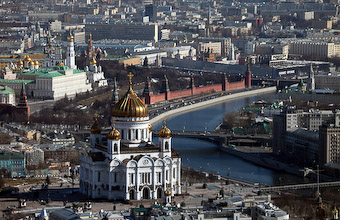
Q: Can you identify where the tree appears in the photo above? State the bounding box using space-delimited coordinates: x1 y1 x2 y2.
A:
143 56 148 66
45 175 51 185
0 168 8 189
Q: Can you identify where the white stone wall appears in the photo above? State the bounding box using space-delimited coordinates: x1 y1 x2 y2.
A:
0 93 15 105
80 116 181 200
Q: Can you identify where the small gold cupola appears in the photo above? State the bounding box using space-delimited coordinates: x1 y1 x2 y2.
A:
90 112 102 134
67 32 74 42
159 118 171 138
164 189 171 196
108 120 120 140
90 57 97 65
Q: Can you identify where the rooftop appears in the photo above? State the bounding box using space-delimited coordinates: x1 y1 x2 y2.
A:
0 85 15 95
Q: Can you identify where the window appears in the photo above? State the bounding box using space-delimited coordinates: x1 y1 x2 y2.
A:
165 142 169 150
173 168 176 179
128 130 132 140
121 130 124 139
114 173 117 183
114 144 118 152
136 130 139 140
129 173 134 185
97 172 101 182
157 172 161 183
166 170 169 181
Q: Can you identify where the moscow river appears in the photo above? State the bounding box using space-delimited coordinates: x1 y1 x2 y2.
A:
153 92 309 186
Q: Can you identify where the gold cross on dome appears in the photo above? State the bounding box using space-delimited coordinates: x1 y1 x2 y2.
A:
94 112 98 120
111 118 115 128
127 72 134 85
163 117 167 127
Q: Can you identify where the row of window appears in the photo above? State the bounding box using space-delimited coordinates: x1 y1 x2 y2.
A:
121 128 149 141
128 168 177 185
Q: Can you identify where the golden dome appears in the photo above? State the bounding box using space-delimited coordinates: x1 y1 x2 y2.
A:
148 124 152 132
67 33 74 42
25 56 31 62
29 61 34 66
159 118 171 138
90 113 102 134
112 73 149 118
58 62 65 66
90 57 97 65
108 127 120 140
17 60 23 66
164 189 171 196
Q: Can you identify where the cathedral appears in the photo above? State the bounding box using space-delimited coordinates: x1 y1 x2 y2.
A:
79 74 181 201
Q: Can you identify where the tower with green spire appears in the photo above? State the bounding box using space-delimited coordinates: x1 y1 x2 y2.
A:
161 75 170 100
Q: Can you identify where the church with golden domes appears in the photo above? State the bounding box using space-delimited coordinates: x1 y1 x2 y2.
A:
79 74 181 201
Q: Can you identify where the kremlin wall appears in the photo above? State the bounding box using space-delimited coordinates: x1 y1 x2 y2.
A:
142 64 252 105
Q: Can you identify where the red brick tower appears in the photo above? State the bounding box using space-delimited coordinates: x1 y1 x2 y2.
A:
245 62 251 88
162 75 170 100
190 74 196 96
16 82 30 122
143 77 153 104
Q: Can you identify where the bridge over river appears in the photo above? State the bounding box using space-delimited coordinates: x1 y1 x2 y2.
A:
154 130 271 145
258 181 340 192
217 175 340 192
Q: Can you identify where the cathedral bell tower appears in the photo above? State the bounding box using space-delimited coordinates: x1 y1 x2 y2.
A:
90 113 102 148
107 120 121 160
159 119 172 153
66 32 76 69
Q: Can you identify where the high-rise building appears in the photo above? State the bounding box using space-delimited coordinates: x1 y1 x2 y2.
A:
145 4 157 21
319 124 340 166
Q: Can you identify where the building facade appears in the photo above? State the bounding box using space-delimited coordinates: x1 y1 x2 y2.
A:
79 76 181 200
319 125 340 166
289 41 336 58
85 23 159 42
0 150 25 177
85 58 108 88
0 85 15 105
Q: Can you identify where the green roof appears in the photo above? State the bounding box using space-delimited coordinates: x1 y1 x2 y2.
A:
0 79 34 84
21 66 85 78
0 85 15 95
42 71 64 78
133 207 149 212
73 69 84 74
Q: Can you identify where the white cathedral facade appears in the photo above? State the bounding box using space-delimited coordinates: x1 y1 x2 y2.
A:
79 76 181 201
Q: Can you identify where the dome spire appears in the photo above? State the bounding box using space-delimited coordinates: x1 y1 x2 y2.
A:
127 72 133 87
